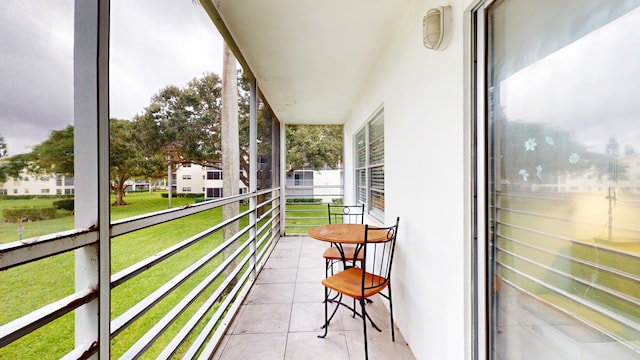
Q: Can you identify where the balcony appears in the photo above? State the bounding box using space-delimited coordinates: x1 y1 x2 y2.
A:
211 235 415 359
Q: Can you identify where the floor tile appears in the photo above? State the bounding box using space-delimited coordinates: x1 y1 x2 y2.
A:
217 333 287 360
285 331 350 360
231 303 292 334
246 282 295 304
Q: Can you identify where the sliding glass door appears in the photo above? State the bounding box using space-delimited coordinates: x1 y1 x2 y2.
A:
485 0 640 358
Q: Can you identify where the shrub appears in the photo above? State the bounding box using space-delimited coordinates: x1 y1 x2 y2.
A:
3 207 59 223
286 198 321 203
53 199 75 211
160 193 202 199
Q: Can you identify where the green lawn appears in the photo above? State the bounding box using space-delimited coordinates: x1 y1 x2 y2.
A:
0 192 236 359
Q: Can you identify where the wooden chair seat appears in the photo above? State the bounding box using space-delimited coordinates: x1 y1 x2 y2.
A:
322 246 364 261
322 267 388 299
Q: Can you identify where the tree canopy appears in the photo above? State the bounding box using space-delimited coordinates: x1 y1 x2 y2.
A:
286 124 343 171
1 72 345 205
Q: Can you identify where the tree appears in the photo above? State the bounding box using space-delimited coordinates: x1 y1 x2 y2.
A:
30 125 75 176
110 119 148 205
285 125 343 172
134 73 224 206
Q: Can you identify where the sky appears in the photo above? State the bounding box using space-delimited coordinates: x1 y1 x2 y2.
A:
499 6 640 155
0 0 222 156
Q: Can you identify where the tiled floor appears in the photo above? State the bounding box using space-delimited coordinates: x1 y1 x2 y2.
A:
211 236 416 360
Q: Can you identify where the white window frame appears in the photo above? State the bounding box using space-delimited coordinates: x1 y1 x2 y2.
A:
354 108 384 220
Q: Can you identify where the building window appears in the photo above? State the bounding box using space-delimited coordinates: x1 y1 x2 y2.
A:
64 189 74 195
41 189 50 194
206 187 223 198
182 187 191 192
13 189 18 194
207 170 223 180
24 189 29 194
56 175 63 186
57 189 62 195
182 175 191 180
0 189 7 195
355 108 384 218
41 176 50 181
64 177 74 186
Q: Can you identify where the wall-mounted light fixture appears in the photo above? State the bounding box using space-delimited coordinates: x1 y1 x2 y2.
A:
423 6 451 50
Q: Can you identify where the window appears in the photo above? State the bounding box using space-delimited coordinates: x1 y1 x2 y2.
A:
355 109 384 218
182 175 191 180
182 187 191 192
206 170 223 180
24 189 29 194
41 176 50 181
64 189 74 195
483 1 640 358
56 175 63 186
13 189 18 194
64 177 74 186
0 189 7 195
57 189 62 195
206 187 223 198
41 189 50 194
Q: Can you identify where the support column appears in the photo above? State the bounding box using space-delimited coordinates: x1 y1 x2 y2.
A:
249 78 257 278
74 0 110 357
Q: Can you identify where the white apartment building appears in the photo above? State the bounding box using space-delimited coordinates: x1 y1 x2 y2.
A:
0 172 74 196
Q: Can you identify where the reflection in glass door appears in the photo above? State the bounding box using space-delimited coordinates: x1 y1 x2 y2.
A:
486 0 640 358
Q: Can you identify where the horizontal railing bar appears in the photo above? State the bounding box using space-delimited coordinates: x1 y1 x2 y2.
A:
111 223 253 337
60 342 98 360
497 190 640 207
498 261 640 333
498 247 640 309
111 188 277 237
110 207 252 289
496 220 640 258
285 184 342 189
0 229 98 271
0 289 96 348
496 205 640 235
191 268 254 359
498 234 640 283
121 240 253 359
157 248 253 359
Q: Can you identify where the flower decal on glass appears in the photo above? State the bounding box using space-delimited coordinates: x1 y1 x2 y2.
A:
568 153 580 164
536 165 543 181
545 136 555 146
519 169 529 181
524 138 537 152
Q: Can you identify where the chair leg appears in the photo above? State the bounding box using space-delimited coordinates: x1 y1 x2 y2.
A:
318 286 329 338
388 284 395 342
360 298 369 360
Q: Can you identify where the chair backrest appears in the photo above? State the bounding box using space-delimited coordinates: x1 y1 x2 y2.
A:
327 203 365 224
362 217 400 292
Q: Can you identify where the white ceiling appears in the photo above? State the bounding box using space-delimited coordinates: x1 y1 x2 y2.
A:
201 0 411 125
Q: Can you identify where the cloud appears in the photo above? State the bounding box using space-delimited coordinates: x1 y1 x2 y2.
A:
0 0 222 156
500 7 640 154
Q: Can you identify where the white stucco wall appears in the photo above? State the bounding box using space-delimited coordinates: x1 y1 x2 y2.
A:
343 1 478 358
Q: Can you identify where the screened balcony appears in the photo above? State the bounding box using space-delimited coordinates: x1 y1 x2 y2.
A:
2 1 640 359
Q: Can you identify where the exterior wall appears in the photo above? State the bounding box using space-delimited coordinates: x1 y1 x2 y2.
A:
342 1 476 358
0 172 74 196
175 164 207 194
174 164 249 197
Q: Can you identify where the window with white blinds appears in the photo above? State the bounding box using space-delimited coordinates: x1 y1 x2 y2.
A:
355 109 384 218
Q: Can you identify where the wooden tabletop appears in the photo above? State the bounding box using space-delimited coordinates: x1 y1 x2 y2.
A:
308 224 388 244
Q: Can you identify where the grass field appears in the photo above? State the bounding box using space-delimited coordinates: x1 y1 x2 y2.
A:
0 192 239 359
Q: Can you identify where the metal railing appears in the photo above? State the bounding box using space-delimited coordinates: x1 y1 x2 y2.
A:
0 188 281 358
492 191 640 351
284 184 343 234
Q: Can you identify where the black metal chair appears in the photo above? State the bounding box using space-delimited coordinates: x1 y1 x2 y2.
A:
322 203 365 276
318 217 400 360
